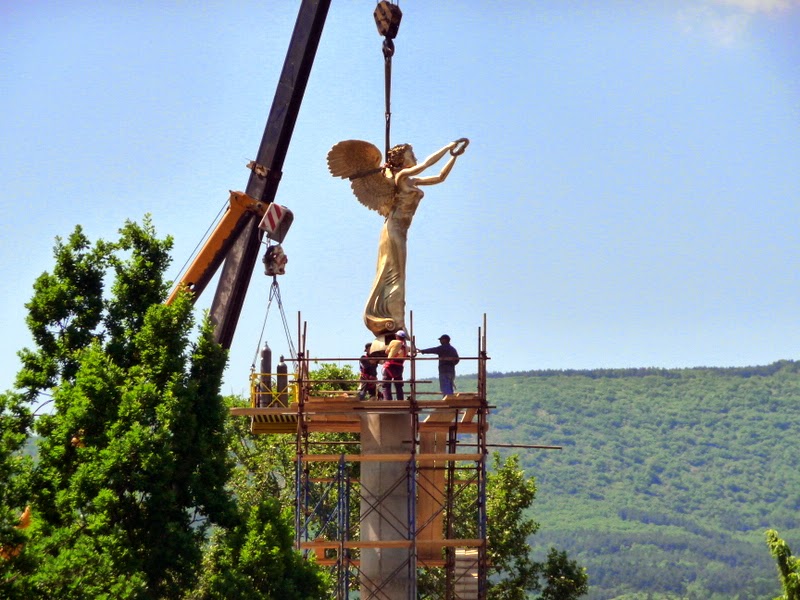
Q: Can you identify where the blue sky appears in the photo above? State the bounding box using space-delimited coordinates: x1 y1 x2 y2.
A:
2 1 799 396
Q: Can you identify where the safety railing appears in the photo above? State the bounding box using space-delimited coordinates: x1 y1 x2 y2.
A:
250 370 299 408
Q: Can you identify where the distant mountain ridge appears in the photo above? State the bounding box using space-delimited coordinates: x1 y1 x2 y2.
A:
485 358 799 379
483 359 800 600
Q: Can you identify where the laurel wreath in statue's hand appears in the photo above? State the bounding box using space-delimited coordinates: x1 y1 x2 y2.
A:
450 138 469 156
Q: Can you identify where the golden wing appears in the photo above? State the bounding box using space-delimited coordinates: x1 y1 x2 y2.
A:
327 140 395 216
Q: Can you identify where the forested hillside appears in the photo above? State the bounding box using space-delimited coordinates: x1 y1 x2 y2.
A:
481 360 800 600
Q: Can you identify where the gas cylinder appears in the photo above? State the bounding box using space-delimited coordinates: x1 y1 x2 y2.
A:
259 342 272 408
277 355 289 406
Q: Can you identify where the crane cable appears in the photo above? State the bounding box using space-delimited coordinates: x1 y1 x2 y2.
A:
172 199 228 288
382 36 393 160
374 1 402 159
250 3 403 372
251 274 297 370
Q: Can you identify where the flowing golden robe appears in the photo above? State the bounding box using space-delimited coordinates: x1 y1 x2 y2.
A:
364 190 421 336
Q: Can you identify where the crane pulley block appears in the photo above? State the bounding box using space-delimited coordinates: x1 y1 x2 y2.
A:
263 244 288 276
165 191 294 305
374 1 402 39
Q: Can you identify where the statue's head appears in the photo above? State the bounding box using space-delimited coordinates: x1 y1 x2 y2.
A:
387 143 415 171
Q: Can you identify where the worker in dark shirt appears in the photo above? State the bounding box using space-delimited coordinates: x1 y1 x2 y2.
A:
419 334 460 396
357 343 378 400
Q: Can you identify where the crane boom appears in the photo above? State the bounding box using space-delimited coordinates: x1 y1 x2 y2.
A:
211 0 330 349
166 192 271 305
168 0 330 350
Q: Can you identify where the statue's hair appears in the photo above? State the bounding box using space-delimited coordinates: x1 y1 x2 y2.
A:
387 143 413 170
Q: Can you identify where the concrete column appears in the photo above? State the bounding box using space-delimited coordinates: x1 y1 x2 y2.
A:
360 412 412 598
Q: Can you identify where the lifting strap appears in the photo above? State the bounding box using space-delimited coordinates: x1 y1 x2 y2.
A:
252 275 297 370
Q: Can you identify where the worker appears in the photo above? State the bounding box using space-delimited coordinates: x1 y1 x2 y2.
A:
382 330 408 400
357 343 378 400
418 334 460 396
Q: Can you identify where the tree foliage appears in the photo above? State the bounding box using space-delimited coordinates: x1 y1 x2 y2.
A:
485 453 541 597
0 390 35 595
307 362 358 393
487 365 800 599
1 218 240 598
454 453 587 600
766 530 800 600
0 218 336 600
190 497 328 600
539 548 590 600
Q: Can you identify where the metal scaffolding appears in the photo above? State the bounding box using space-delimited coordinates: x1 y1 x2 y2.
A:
232 316 491 599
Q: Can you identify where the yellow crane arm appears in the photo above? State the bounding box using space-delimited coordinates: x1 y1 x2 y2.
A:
166 191 268 305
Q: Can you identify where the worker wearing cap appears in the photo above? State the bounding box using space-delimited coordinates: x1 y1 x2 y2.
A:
382 330 408 400
419 334 460 396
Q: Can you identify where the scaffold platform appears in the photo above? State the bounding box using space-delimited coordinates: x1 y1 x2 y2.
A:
230 316 490 599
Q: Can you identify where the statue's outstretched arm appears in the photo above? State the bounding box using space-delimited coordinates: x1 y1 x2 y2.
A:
402 139 468 186
415 152 458 186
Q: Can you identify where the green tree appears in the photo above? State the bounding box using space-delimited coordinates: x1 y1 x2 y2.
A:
9 218 237 598
307 362 358 393
447 453 587 599
218 363 360 599
484 453 587 600
194 391 331 599
190 497 328 599
539 548 589 600
193 364 346 599
766 529 800 600
0 390 35 597
485 453 541 597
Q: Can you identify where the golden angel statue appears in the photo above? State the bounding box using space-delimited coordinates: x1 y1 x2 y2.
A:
327 138 469 338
